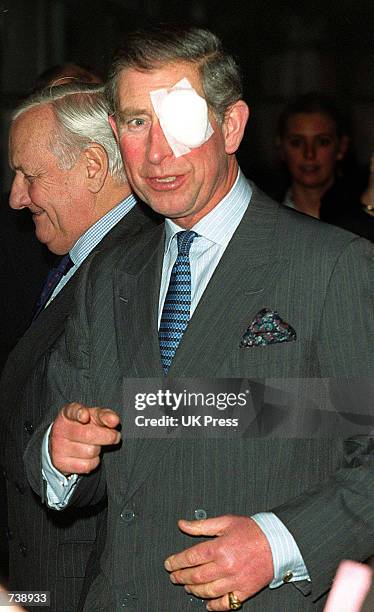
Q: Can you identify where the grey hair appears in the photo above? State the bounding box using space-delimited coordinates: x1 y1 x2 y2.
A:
106 25 243 123
12 83 126 183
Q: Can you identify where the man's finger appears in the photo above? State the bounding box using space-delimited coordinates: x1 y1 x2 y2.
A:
165 516 234 572
54 441 102 461
184 577 235 601
165 539 215 571
61 403 120 429
90 407 121 429
63 402 91 423
53 455 101 476
55 420 121 447
53 405 121 448
61 404 121 434
206 592 246 612
178 516 230 538
169 561 220 586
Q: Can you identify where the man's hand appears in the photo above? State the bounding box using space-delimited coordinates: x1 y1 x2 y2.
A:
164 515 274 611
324 560 373 612
49 402 121 476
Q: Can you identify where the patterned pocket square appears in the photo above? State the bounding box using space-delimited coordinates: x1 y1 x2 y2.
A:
240 308 297 348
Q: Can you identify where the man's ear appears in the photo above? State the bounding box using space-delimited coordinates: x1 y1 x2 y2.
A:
84 145 109 193
222 100 250 154
108 115 119 141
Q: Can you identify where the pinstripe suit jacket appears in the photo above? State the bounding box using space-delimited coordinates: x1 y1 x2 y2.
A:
0 204 158 612
25 184 374 611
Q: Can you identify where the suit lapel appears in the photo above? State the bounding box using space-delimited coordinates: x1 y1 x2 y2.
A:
114 223 165 377
4 273 79 380
112 187 281 378
112 224 177 504
114 185 283 503
169 184 282 376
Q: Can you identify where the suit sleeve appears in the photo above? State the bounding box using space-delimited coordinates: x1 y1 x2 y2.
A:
316 236 373 376
274 237 374 600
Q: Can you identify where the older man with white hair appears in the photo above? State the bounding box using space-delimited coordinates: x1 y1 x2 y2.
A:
0 83 157 612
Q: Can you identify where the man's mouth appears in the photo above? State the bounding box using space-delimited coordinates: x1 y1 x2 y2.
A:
155 176 177 183
147 175 185 190
300 165 320 173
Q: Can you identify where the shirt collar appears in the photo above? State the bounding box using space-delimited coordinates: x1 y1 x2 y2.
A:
164 168 252 254
283 188 295 209
69 193 137 265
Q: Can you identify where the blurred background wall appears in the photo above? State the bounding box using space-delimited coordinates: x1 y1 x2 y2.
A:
0 0 373 195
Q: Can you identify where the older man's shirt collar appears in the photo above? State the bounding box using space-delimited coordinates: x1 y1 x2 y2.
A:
46 193 137 307
70 193 137 265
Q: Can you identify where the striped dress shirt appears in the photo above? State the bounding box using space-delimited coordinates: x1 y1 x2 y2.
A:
46 193 137 307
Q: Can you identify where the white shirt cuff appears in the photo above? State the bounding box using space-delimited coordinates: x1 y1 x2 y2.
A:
252 512 311 588
41 423 79 509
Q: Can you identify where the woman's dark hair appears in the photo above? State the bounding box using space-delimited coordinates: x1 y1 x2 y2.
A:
277 92 347 139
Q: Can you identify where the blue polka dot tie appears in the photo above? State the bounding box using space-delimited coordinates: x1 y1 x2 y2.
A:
32 254 73 321
159 230 198 374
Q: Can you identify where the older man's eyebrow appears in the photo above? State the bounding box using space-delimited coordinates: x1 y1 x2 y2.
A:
116 108 150 123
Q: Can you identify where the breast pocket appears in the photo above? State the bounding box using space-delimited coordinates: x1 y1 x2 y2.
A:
225 339 315 377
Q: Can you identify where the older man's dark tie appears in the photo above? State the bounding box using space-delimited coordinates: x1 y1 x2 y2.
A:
159 230 198 374
32 254 73 321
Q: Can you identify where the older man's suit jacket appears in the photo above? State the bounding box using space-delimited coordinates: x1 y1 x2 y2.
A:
0 204 157 612
0 200 56 371
25 184 374 611
0 199 54 581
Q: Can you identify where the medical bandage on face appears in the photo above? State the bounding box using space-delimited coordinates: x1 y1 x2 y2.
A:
149 78 214 157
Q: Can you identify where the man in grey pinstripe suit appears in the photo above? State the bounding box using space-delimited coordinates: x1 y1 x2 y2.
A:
25 26 374 611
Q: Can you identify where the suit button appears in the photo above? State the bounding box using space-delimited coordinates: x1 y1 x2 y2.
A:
188 596 205 607
15 481 25 495
6 529 13 541
24 421 34 435
120 509 136 524
121 592 138 607
194 508 207 520
18 542 27 556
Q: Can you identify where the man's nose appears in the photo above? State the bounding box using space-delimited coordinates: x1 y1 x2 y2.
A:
147 121 174 165
303 141 316 160
9 175 31 209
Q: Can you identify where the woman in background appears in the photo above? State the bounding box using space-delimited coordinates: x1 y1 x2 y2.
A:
277 92 373 241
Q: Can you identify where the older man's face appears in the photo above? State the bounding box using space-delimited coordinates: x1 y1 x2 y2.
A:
112 61 238 228
9 105 95 254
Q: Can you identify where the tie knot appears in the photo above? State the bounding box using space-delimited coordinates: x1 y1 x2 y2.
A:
55 253 74 276
176 230 198 256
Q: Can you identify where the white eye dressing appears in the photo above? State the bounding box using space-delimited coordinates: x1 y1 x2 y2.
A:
149 78 214 157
